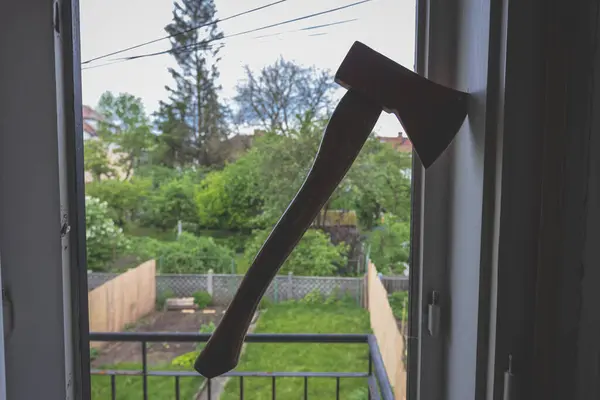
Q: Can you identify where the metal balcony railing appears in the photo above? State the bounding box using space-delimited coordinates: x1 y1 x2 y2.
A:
89 332 394 400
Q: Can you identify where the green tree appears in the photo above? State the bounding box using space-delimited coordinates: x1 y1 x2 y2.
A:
143 176 198 231
345 140 412 229
195 155 263 230
154 0 228 168
367 213 410 275
239 229 348 276
84 139 115 181
85 178 151 227
234 58 335 134
96 92 155 178
85 196 129 271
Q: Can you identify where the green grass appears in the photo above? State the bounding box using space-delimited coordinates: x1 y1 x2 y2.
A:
221 302 371 400
91 362 203 400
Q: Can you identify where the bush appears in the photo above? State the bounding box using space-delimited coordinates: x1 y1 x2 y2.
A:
193 291 212 309
199 322 216 333
156 289 175 310
128 233 234 274
239 229 348 276
299 288 357 307
258 297 273 310
171 351 197 368
85 196 129 271
388 291 409 321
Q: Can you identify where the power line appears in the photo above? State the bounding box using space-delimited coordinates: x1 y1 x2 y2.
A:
253 17 357 39
83 0 373 68
81 0 289 65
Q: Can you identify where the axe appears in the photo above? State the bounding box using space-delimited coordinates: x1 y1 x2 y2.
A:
194 41 468 378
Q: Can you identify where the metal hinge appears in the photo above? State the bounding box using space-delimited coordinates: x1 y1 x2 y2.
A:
427 291 441 336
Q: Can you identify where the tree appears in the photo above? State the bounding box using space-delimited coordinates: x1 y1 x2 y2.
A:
239 229 348 276
345 140 412 229
195 153 264 230
234 58 335 134
84 139 115 181
367 213 410 275
142 176 198 231
85 196 129 271
155 0 228 168
85 178 151 227
95 92 155 179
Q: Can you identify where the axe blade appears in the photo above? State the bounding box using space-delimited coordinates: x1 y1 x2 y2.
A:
335 41 468 168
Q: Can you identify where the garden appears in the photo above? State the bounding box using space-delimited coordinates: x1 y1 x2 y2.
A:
90 292 371 400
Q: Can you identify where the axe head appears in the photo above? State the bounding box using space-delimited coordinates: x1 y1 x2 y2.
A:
335 41 468 168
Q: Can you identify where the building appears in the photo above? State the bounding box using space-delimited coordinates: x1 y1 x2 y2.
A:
378 133 413 152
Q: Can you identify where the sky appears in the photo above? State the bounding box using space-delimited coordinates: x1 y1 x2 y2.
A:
79 0 416 137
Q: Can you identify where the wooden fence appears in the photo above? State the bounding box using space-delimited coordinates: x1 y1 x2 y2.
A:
88 260 156 348
367 262 406 400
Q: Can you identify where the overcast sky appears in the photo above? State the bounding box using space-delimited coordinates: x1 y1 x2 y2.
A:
80 0 415 137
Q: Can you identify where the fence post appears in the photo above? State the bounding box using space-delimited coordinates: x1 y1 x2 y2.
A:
274 278 279 303
287 272 293 300
207 269 213 297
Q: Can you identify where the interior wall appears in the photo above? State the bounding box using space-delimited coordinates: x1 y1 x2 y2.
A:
0 0 69 398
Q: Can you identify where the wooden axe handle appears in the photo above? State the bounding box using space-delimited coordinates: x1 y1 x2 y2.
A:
194 90 382 378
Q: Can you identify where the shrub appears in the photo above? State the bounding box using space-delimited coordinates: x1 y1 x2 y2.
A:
171 351 197 368
89 348 99 362
156 289 175 310
300 289 325 305
128 233 234 274
85 196 129 271
193 291 212 309
199 322 216 333
240 229 348 276
388 291 409 321
258 297 273 310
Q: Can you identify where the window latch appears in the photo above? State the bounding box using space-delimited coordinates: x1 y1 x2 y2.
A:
428 290 441 336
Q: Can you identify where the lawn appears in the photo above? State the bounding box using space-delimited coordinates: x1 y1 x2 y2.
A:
91 301 370 400
221 301 371 400
91 362 203 400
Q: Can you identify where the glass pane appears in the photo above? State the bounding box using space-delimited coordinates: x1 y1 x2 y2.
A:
80 0 416 398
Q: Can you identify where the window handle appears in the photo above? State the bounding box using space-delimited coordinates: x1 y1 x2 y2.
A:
194 41 468 379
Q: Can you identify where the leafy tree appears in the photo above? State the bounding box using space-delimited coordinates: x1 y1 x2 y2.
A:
95 92 155 178
84 139 115 181
85 196 129 271
195 155 263 230
234 58 335 134
154 0 228 168
345 140 412 229
239 229 348 276
142 176 198 231
86 178 151 227
367 213 410 275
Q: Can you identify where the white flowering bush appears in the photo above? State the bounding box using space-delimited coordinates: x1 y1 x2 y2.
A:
85 196 129 271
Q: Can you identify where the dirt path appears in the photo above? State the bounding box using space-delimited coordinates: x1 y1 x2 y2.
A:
92 306 227 367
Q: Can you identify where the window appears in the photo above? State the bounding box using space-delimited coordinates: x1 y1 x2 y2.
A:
0 0 567 399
